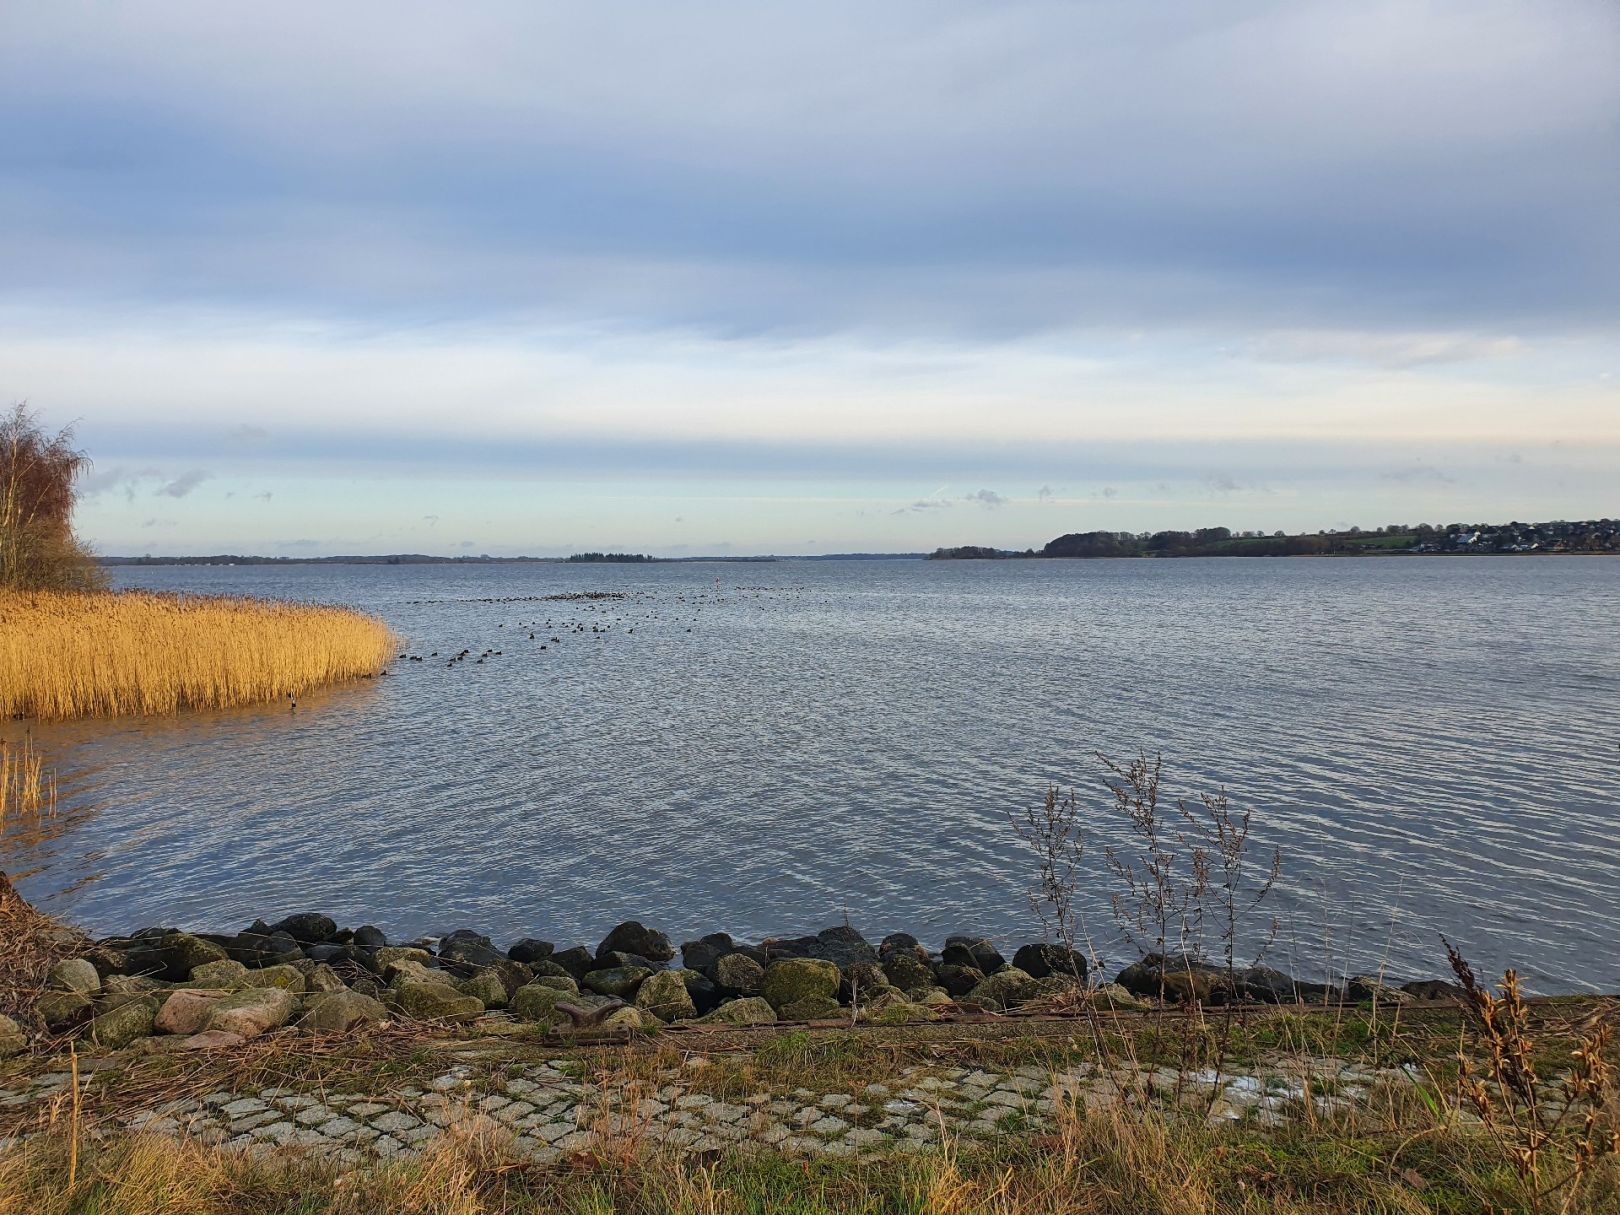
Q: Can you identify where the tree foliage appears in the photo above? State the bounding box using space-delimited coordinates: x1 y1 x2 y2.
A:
0 403 105 591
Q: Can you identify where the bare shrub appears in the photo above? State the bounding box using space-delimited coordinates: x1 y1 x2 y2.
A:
0 403 104 593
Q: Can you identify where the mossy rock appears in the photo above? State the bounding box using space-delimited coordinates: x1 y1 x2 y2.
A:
37 990 93 1031
601 1006 650 1031
388 981 484 1024
864 1001 939 1026
634 970 697 1023
189 959 250 989
581 966 652 999
528 959 577 982
0 1014 26 1057
964 966 1037 1010
385 959 455 989
203 987 299 1039
532 975 579 994
713 952 765 996
374 947 434 971
761 958 839 1010
1083 983 1150 1010
305 964 346 994
919 988 954 1006
880 952 934 995
694 996 777 1026
510 983 568 1025
778 994 844 1021
458 969 509 1009
85 997 158 1049
156 933 229 979
47 958 102 996
300 990 388 1033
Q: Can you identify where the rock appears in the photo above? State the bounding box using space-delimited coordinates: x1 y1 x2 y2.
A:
458 969 509 1009
155 990 226 1035
770 926 878 970
680 933 736 974
839 962 889 1002
1240 966 1333 1004
1030 975 1085 999
597 950 668 972
596 921 675 965
1401 979 1466 1001
1116 955 1231 1003
879 932 928 961
581 966 652 999
1343 975 1410 1005
103 974 170 995
37 990 93 1031
205 987 298 1039
300 990 388 1033
86 997 158 1049
695 996 777 1025
47 958 102 996
634 970 697 1022
270 912 336 944
761 958 841 1010
140 932 229 980
1012 943 1088 983
935 964 985 997
507 938 554 964
532 974 579 994
964 967 1038 1011
223 931 303 968
352 925 388 950
778 995 844 1021
438 929 505 969
682 970 721 1014
0 1014 26 1057
864 1001 939 1026
252 964 307 993
386 959 456 989
919 988 954 1007
175 1030 246 1051
601 1006 649 1031
510 983 569 1025
388 981 484 1024
713 952 766 997
942 937 1005 974
189 959 250 989
529 958 580 983
881 953 935 995
548 946 595 979
1085 983 1150 1010
373 946 433 973
305 964 347 994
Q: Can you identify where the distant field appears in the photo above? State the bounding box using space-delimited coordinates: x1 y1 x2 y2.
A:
0 590 395 720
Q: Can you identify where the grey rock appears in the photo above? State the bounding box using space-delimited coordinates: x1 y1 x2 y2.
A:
47 958 102 996
596 921 675 964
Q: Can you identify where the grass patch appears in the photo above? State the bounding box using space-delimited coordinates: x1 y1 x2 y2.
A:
0 590 395 719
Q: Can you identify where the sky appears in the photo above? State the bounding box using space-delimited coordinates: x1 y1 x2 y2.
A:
2 1 1617 557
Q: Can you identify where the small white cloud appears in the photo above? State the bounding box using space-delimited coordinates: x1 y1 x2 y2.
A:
963 488 1007 508
157 470 210 498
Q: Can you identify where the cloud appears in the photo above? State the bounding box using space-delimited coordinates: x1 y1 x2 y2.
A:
1202 473 1243 494
226 424 269 442
253 490 273 501
1381 463 1456 487
1100 485 1119 499
421 513 438 525
1036 484 1055 503
157 470 211 498
963 488 1007 508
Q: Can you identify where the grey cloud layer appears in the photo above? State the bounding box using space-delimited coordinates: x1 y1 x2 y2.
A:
3 1 1616 338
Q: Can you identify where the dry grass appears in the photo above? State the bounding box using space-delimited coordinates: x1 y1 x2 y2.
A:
0 590 396 720
0 870 87 1032
0 736 54 819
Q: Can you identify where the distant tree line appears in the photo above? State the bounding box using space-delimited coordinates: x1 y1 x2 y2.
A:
566 552 656 563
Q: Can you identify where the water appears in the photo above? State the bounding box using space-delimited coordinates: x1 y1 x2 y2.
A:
5 557 1618 992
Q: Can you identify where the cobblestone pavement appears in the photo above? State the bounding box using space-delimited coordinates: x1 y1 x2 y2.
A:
0 1053 1427 1163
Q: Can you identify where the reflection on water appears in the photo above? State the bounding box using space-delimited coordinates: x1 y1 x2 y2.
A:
4 557 1618 992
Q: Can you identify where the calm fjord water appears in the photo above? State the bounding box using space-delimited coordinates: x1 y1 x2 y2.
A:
6 557 1618 991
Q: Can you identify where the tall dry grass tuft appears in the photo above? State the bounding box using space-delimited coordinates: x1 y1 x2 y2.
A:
0 735 55 818
0 590 396 720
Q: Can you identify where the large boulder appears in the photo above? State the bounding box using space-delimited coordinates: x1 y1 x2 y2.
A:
879 932 929 962
1116 955 1231 1004
352 925 388 950
300 990 388 1033
270 912 336 944
189 959 250 989
510 983 569 1025
964 967 1038 1011
205 987 298 1039
48 958 102 996
37 990 93 1031
0 1014 29 1057
223 931 304 968
548 946 595 979
582 966 652 999
935 964 985 997
131 932 228 981
86 997 159 1048
155 990 226 1036
713 952 766 997
1012 944 1088 983
942 937 1005 974
437 929 505 969
839 962 889 1002
252 964 307 993
458 969 509 1009
881 953 935 996
761 958 840 1011
507 938 554 964
389 982 484 1024
769 926 877 970
634 970 697 1023
1401 979 1466 1001
305 964 347 994
778 995 844 1021
695 996 776 1026
680 933 736 974
596 921 675 965
386 959 456 989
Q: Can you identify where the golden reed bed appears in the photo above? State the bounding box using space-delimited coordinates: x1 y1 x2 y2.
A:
0 590 396 720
